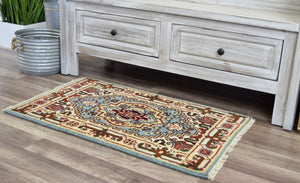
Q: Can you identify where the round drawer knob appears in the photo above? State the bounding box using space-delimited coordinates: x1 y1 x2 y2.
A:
217 48 225 56
111 29 117 36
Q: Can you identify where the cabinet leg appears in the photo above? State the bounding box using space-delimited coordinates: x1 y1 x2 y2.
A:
69 52 79 76
271 94 286 127
283 98 298 130
272 89 299 130
61 52 79 76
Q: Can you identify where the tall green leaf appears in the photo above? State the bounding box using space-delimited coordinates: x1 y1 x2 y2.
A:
0 0 45 25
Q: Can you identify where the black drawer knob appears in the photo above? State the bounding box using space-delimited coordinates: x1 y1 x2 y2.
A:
217 48 225 56
111 29 117 36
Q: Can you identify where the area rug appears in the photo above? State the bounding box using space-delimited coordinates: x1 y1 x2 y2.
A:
4 77 255 180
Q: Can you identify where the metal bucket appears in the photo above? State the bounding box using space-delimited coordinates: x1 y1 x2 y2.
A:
11 28 60 76
44 0 60 29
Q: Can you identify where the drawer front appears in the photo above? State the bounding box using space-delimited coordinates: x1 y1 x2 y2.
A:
170 24 283 80
77 10 160 57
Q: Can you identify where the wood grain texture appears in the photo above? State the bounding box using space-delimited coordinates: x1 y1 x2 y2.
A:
170 24 282 80
77 10 160 57
59 0 70 75
190 0 300 13
1 47 300 182
70 0 300 32
283 33 300 130
271 32 298 127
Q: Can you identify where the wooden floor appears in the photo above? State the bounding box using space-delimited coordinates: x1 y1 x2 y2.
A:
1 47 300 183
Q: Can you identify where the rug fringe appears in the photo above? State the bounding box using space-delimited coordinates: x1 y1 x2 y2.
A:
208 118 256 180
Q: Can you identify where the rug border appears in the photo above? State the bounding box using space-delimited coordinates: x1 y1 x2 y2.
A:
3 77 255 180
207 117 255 180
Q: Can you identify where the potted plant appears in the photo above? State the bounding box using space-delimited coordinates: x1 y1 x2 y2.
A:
0 0 46 48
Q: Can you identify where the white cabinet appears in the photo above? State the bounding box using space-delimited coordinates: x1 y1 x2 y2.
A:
60 0 300 130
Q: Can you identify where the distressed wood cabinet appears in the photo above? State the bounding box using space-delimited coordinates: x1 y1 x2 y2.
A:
60 0 300 130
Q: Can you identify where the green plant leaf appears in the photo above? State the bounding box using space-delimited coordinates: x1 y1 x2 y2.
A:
13 0 20 25
0 0 45 25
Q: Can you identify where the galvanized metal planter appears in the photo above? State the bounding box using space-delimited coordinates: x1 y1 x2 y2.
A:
44 0 60 29
11 28 60 76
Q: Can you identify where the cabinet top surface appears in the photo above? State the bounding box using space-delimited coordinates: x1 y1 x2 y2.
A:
67 0 300 32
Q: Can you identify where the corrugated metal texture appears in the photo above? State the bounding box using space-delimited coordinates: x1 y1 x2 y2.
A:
14 29 60 76
44 0 60 29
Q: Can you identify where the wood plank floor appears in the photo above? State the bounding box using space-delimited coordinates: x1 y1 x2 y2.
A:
1 47 300 182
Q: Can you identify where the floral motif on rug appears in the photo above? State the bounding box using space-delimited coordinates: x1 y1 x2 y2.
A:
4 77 255 180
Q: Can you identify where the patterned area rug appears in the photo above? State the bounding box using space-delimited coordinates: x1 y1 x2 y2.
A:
4 77 254 180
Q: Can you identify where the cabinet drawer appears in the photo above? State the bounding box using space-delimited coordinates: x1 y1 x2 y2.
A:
77 10 160 57
170 24 283 80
